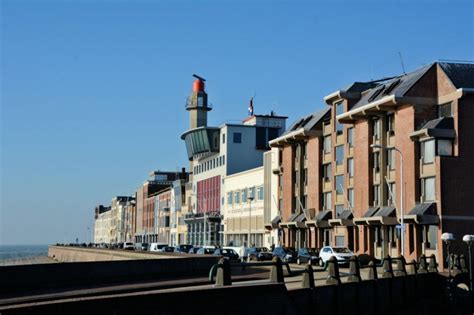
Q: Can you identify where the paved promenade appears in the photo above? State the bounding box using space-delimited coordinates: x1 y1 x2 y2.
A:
0 256 57 266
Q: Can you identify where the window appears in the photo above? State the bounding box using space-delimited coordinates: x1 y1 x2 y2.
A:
373 185 380 206
335 101 344 134
322 163 332 181
233 132 242 143
303 168 308 185
427 225 438 249
388 182 396 206
438 102 452 118
387 114 395 135
335 175 344 195
387 149 395 170
242 188 248 202
373 118 380 140
421 139 435 164
227 192 233 205
348 128 354 147
373 151 380 172
336 145 344 165
257 186 264 200
323 192 332 210
335 236 345 247
323 136 331 153
234 191 241 204
348 189 354 208
422 177 436 202
348 158 354 177
438 139 453 156
335 205 344 217
222 133 225 144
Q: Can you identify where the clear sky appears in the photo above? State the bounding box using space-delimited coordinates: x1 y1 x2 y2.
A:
1 0 473 245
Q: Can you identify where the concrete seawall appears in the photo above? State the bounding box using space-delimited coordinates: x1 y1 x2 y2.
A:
48 246 183 262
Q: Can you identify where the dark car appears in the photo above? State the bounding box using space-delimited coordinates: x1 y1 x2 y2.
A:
197 247 215 255
297 248 319 265
272 246 297 263
214 248 239 261
174 244 193 253
160 246 175 253
248 247 273 261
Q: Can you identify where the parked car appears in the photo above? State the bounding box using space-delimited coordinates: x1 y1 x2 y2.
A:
174 244 193 253
160 246 175 253
272 247 297 263
196 247 215 255
123 242 134 250
188 247 201 254
247 247 273 261
149 243 168 252
318 246 354 266
296 248 319 265
214 248 240 261
134 243 150 251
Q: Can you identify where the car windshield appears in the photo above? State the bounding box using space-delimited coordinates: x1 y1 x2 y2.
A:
222 249 235 254
333 247 351 253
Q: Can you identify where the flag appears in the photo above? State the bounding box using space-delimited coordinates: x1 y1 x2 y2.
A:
248 98 254 116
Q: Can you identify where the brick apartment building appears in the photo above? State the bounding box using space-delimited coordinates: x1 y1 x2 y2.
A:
270 61 474 265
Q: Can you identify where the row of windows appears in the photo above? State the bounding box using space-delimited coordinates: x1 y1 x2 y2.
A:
194 155 226 175
322 158 354 180
227 186 264 205
322 188 355 212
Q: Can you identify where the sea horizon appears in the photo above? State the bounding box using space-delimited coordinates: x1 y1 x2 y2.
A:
0 244 49 261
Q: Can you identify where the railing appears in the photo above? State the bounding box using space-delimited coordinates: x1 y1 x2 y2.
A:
207 253 453 288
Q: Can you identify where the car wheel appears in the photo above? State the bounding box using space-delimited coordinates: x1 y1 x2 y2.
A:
297 258 301 265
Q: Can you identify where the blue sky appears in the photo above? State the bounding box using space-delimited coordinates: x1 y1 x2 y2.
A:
1 0 473 245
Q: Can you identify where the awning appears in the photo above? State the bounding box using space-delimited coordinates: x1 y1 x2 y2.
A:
306 210 332 228
264 215 281 230
329 210 354 227
280 212 306 229
353 207 379 226
403 202 439 225
366 206 398 225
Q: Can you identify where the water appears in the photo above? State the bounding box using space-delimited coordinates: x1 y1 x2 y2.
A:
0 245 49 261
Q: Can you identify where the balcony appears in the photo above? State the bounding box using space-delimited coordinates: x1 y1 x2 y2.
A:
185 96 213 111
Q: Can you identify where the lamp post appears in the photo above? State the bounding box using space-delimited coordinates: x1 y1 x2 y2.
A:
441 232 455 278
371 144 404 256
247 196 254 262
462 234 474 290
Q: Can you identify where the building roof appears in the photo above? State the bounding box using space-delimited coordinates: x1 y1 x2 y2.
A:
337 210 354 220
439 62 474 88
375 206 396 217
282 107 330 136
408 202 437 216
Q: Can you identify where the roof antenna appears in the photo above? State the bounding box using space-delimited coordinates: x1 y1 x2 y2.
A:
398 52 407 75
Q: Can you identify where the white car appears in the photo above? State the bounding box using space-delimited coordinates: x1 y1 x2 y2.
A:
318 246 354 266
123 242 134 250
149 243 168 252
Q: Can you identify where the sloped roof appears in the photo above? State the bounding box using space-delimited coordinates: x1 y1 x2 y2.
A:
439 62 474 88
282 107 330 136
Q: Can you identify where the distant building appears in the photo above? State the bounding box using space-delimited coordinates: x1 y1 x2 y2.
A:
222 166 265 247
181 75 287 246
94 205 112 243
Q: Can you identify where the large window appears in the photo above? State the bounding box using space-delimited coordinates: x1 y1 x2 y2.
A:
387 114 395 135
322 163 332 181
335 175 344 195
388 182 396 206
348 158 354 177
427 225 438 249
335 101 344 134
336 145 344 165
348 128 354 147
227 192 233 205
234 191 241 204
422 177 436 202
323 192 332 210
373 118 381 140
241 188 248 202
335 205 344 217
249 187 256 200
373 185 380 206
373 152 380 172
387 149 396 170
438 102 452 118
348 188 354 208
323 136 331 153
233 132 242 143
438 139 453 156
421 139 435 164
257 186 264 200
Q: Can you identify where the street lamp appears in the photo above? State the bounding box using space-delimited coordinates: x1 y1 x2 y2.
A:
441 232 455 278
247 196 254 262
462 234 474 290
371 144 405 256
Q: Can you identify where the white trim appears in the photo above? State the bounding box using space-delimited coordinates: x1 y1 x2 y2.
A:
336 95 396 121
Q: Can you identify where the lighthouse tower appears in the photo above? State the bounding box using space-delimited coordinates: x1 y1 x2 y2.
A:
186 74 211 129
